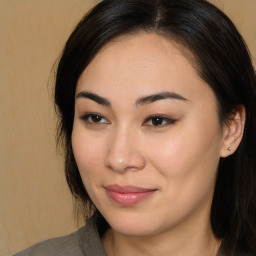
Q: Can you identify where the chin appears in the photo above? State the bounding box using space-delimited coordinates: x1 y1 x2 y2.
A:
111 223 156 237
102 210 162 237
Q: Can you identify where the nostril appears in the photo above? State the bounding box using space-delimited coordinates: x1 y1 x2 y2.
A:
105 150 130 172
104 129 146 172
105 149 146 173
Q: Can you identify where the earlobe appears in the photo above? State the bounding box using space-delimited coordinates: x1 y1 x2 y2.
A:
220 105 246 158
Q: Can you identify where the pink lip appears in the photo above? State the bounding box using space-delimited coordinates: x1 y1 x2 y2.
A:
104 184 157 206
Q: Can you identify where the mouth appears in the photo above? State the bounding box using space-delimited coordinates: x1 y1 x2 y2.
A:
104 184 157 206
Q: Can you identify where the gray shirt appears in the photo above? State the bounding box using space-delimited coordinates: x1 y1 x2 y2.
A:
13 215 106 256
13 215 226 256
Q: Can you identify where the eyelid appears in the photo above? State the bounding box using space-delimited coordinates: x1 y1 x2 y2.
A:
143 114 177 127
79 113 110 124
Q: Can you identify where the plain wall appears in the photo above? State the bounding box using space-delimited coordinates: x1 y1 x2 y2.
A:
0 0 255 255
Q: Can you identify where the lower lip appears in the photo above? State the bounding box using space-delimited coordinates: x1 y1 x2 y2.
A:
106 190 156 206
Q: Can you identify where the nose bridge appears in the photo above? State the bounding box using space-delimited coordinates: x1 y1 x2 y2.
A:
105 124 145 172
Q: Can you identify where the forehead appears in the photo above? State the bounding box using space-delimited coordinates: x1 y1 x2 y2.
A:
76 32 213 104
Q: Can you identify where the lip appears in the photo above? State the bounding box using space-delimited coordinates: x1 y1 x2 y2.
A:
104 184 157 206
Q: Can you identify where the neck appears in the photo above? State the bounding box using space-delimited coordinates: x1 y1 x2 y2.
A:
103 228 220 256
102 211 221 256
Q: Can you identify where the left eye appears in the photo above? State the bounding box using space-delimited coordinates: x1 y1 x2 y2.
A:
143 116 177 127
80 113 110 124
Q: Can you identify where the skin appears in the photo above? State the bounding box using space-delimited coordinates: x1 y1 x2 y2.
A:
72 33 244 256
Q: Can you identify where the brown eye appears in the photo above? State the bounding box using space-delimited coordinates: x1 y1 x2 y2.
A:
151 117 164 126
80 113 110 124
143 115 177 127
91 114 103 123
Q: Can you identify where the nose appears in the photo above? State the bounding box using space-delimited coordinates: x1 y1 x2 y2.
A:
105 127 146 173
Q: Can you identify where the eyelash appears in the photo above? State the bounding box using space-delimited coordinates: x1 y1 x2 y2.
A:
80 113 110 125
80 113 177 128
143 115 177 127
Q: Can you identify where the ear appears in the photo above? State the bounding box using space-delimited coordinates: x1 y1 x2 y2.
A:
220 105 246 158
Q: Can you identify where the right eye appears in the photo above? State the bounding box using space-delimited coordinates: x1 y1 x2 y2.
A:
80 113 110 124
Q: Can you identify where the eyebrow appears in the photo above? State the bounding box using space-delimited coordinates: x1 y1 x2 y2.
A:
76 91 188 107
136 91 188 106
76 91 111 106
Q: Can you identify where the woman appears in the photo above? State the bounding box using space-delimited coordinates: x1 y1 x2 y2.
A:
15 0 256 255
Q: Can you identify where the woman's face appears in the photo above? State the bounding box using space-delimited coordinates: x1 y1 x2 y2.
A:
72 33 227 237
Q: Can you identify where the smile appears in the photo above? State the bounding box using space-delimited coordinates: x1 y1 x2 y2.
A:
104 184 157 206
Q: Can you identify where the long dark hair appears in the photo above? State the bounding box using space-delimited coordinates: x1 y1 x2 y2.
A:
54 0 256 254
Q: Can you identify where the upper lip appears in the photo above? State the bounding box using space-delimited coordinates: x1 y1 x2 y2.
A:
104 184 157 193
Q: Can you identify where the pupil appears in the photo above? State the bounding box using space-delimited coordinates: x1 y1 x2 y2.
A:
92 115 101 122
152 118 162 126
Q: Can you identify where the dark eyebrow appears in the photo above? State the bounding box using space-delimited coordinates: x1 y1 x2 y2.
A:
76 91 111 106
136 91 188 106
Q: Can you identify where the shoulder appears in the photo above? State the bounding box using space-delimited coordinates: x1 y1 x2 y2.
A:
13 216 106 256
13 228 84 256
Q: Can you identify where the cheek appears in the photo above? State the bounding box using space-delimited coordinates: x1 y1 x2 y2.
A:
145 121 221 181
71 128 106 178
71 128 108 207
144 128 220 217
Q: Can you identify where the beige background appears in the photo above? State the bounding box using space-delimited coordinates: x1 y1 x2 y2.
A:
0 0 255 255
